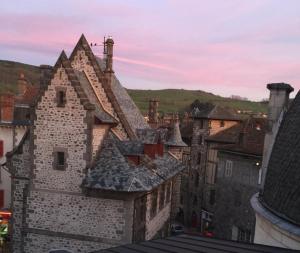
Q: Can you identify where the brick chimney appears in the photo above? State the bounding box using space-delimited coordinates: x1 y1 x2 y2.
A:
144 143 164 159
0 94 15 122
148 98 159 125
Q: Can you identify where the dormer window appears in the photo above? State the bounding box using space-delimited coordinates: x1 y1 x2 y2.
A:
56 87 66 107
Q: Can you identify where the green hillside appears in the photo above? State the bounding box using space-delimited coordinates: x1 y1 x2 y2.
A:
127 89 267 114
0 60 40 93
0 60 267 114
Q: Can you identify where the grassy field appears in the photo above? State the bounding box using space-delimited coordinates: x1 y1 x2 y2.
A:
0 60 40 93
0 59 267 114
127 89 267 114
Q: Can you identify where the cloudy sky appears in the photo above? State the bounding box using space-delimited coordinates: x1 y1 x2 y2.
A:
1 0 300 100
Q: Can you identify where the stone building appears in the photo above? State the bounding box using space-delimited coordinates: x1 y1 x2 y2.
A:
182 103 241 229
251 85 300 250
208 117 267 242
7 35 185 253
0 73 37 209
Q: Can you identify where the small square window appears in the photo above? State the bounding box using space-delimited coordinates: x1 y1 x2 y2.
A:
220 121 225 127
55 151 66 170
57 89 66 107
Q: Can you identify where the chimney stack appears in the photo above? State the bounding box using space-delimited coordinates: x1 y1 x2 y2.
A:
148 98 159 124
260 82 294 189
105 36 114 73
17 72 27 96
40 65 53 91
266 83 293 131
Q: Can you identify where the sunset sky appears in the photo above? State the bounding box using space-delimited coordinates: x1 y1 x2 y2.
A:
1 0 300 100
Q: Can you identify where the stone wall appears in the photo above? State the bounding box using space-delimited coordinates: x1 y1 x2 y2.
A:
213 152 261 241
145 185 171 240
71 49 128 140
33 67 88 193
209 119 238 135
9 134 31 253
92 125 109 159
26 191 125 240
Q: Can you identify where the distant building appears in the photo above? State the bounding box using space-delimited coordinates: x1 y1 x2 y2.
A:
0 73 37 209
182 103 241 230
209 117 267 242
7 35 185 253
251 83 300 250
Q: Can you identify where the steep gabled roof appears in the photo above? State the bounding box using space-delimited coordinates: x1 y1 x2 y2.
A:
34 51 95 112
213 117 267 156
82 135 185 192
136 128 168 144
95 56 149 136
192 103 241 121
74 70 117 125
69 34 149 139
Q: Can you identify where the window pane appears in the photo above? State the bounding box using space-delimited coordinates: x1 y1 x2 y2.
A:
57 152 65 166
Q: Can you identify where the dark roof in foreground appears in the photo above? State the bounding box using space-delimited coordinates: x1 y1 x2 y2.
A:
92 234 298 253
262 91 300 225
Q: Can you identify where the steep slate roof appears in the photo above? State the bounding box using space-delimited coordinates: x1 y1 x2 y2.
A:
192 103 241 121
82 136 185 192
206 123 242 144
69 34 148 139
74 70 117 125
96 57 149 133
136 128 168 144
262 91 300 225
92 234 298 253
213 117 267 156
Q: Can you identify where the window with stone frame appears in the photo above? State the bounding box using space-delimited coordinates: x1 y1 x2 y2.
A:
225 160 233 177
150 189 158 219
220 120 225 127
159 184 166 210
54 151 67 170
56 87 66 107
